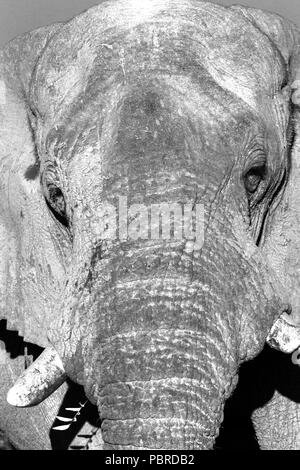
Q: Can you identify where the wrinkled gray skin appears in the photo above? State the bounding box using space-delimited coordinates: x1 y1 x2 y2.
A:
1 0 300 450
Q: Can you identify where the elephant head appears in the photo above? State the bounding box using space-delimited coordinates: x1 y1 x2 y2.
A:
1 0 300 450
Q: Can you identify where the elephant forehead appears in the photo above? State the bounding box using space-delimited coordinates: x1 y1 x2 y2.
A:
43 66 252 179
31 0 285 121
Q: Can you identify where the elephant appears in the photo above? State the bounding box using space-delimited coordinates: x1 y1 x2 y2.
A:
1 0 300 450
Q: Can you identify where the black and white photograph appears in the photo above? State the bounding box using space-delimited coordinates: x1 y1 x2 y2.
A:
0 0 300 454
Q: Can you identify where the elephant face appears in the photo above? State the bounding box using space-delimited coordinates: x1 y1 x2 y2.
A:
1 0 300 450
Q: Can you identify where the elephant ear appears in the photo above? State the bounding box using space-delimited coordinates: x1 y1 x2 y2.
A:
231 5 300 324
231 5 299 66
0 24 65 347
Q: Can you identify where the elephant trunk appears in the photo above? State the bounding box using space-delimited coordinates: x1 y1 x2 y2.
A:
99 381 228 449
94 330 238 449
77 242 240 449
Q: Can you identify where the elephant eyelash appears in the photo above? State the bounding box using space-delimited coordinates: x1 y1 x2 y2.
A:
242 147 271 243
244 164 267 195
243 145 268 200
248 165 288 246
44 182 69 229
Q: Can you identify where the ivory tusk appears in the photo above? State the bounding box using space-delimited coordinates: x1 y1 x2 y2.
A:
7 346 67 407
267 314 300 354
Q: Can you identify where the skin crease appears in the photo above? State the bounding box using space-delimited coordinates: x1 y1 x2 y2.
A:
0 0 300 449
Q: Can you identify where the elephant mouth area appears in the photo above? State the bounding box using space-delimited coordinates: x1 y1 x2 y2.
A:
49 383 102 450
0 320 251 449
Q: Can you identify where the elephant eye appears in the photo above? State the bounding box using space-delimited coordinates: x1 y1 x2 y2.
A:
44 183 69 228
244 164 267 194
